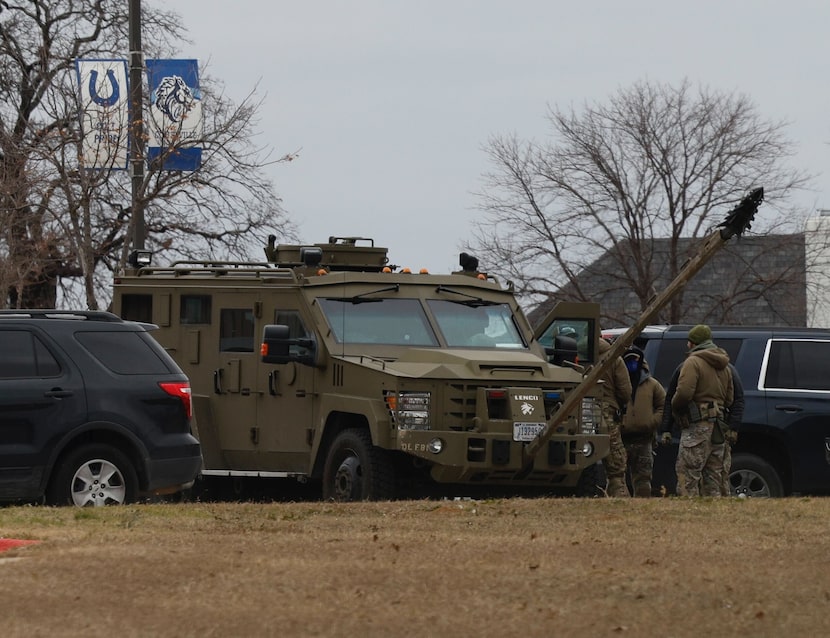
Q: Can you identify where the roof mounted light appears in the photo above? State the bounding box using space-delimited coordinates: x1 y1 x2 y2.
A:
128 249 153 268
300 246 323 267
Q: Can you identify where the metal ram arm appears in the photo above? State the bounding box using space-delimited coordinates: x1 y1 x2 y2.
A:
524 187 764 462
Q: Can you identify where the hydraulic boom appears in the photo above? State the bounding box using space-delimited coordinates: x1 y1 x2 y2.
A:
524 187 765 462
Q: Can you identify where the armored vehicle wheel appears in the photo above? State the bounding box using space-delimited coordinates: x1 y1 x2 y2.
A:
47 444 138 506
322 429 394 502
575 462 607 497
729 453 784 498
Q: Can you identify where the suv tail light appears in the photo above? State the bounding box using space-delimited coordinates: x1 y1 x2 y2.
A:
159 381 193 420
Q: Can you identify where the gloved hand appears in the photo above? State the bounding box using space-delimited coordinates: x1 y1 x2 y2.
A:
726 430 738 446
659 432 673 446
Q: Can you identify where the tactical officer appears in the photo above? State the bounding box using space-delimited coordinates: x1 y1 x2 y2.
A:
721 363 745 496
670 324 734 496
620 347 666 497
597 338 633 497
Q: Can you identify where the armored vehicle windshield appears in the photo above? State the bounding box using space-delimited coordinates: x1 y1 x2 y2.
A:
317 296 526 349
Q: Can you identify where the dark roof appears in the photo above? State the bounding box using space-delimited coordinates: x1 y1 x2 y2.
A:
528 234 806 328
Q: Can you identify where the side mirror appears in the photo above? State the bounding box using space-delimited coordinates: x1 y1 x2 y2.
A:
546 334 579 367
260 324 317 366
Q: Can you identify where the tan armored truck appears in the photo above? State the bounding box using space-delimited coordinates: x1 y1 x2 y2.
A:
112 237 609 500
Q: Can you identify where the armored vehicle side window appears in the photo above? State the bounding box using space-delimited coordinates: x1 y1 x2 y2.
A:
0 331 60 378
427 300 526 348
275 310 313 357
220 308 255 352
318 298 437 346
181 295 211 324
76 332 172 374
765 340 830 391
121 293 152 323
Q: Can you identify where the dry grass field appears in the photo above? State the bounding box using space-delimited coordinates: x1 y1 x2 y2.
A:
1 496 829 637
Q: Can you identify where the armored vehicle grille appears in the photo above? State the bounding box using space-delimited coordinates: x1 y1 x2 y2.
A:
446 383 567 431
446 383 478 430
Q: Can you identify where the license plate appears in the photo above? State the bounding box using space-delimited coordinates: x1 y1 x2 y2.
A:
513 422 546 442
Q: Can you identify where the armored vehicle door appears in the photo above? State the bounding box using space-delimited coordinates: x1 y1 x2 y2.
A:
256 298 317 473
533 301 601 366
210 292 263 469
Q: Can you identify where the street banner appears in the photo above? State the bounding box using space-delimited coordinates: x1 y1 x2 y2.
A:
146 59 203 171
75 59 130 170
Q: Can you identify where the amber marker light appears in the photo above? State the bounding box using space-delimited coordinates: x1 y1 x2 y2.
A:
383 266 392 273
477 273 486 280
317 268 327 276
420 268 429 274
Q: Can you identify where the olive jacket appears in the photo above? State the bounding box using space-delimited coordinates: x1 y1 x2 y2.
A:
598 338 632 411
621 364 666 440
671 340 734 416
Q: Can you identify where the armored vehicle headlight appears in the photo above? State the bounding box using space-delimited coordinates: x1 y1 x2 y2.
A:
385 391 431 431
428 438 444 454
582 442 595 457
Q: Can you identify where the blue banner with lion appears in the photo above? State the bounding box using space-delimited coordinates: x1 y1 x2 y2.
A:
146 59 203 171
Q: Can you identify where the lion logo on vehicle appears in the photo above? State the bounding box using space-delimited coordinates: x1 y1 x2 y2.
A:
153 75 196 123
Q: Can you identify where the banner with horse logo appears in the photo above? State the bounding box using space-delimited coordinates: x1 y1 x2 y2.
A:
75 59 130 170
146 59 203 171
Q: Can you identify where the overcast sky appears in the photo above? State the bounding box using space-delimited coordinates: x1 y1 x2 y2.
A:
164 0 829 273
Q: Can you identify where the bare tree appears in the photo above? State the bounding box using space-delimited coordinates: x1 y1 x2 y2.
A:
470 79 812 326
0 0 297 310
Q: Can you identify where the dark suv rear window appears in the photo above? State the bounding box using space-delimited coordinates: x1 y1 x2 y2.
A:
765 340 830 391
0 331 61 378
650 337 743 386
76 331 172 375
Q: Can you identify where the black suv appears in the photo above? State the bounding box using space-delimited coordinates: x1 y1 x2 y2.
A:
0 311 201 506
605 325 830 497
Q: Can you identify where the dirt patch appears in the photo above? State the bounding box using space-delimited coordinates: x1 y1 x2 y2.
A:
1 498 829 637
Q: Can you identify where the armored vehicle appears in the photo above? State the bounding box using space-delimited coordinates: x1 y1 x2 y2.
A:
112 237 608 500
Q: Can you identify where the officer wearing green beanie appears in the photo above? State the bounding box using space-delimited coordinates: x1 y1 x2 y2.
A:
670 323 734 496
687 324 712 346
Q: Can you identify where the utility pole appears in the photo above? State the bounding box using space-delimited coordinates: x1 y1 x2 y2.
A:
128 0 145 250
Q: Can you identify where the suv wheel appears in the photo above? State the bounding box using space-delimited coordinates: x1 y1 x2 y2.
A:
48 444 138 506
322 429 394 502
729 453 784 498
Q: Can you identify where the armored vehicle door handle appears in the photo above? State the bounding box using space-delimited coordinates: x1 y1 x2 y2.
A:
44 388 73 399
213 368 223 394
775 404 803 413
268 370 280 396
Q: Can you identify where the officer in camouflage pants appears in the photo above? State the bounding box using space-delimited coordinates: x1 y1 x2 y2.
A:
620 347 666 497
598 338 632 497
671 325 734 497
720 363 744 496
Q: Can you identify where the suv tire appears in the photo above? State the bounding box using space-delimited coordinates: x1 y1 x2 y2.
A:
48 444 138 506
729 453 784 498
322 429 394 502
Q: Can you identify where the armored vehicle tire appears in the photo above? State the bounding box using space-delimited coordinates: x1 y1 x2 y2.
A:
322 429 395 502
729 453 784 498
575 462 607 497
47 443 138 506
